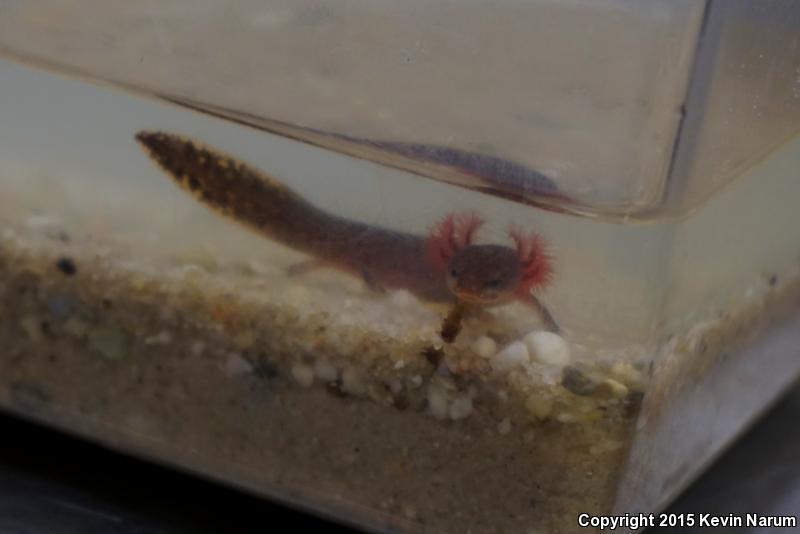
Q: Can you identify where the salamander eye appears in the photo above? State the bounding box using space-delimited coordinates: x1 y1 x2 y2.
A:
450 268 459 277
486 278 501 289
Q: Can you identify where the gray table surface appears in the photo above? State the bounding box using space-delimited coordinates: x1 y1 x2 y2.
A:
1 384 798 534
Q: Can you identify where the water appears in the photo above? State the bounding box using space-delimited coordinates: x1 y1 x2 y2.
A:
1 56 799 533
0 58 672 345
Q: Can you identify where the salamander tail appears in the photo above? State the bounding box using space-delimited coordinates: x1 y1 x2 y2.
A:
135 130 311 240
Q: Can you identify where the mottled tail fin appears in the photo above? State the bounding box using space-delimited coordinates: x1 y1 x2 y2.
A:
135 131 317 245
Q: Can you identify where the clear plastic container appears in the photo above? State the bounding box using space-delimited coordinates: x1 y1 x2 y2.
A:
0 2 799 533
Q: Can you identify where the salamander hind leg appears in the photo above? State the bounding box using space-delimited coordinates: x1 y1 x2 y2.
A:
521 293 561 334
361 268 387 294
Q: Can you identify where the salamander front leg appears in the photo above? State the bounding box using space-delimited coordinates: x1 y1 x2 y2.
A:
520 294 561 334
361 268 387 294
440 301 487 343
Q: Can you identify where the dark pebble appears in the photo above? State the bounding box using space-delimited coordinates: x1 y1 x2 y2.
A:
55 257 77 276
254 361 279 380
561 366 600 396
326 381 348 398
422 346 445 367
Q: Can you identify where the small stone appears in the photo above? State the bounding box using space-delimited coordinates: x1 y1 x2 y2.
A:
393 359 406 369
20 315 43 343
160 308 175 323
284 285 312 306
402 504 418 521
291 363 315 387
62 317 89 339
89 326 129 360
55 257 77 276
254 361 279 380
234 330 256 349
25 215 55 230
144 330 173 345
556 412 576 423
47 294 75 319
561 366 600 396
368 383 394 405
409 375 423 388
190 340 206 356
179 264 206 283
448 396 473 420
427 386 449 420
224 353 253 376
572 409 603 423
341 367 366 396
497 418 512 435
388 290 419 308
129 275 149 291
600 378 629 398
525 392 553 420
472 336 497 359
524 331 570 367
491 341 530 372
388 379 403 395
589 440 624 455
610 362 643 385
313 360 338 382
422 346 445 367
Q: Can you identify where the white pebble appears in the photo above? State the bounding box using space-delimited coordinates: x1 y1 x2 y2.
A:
313 360 338 382
491 341 530 372
497 418 512 435
224 353 253 377
472 336 497 359
410 375 423 388
611 362 643 385
427 386 449 420
449 397 473 420
524 331 571 367
602 378 629 398
291 363 315 387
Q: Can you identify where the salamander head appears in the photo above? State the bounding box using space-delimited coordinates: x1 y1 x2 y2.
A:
426 212 554 305
445 245 521 304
